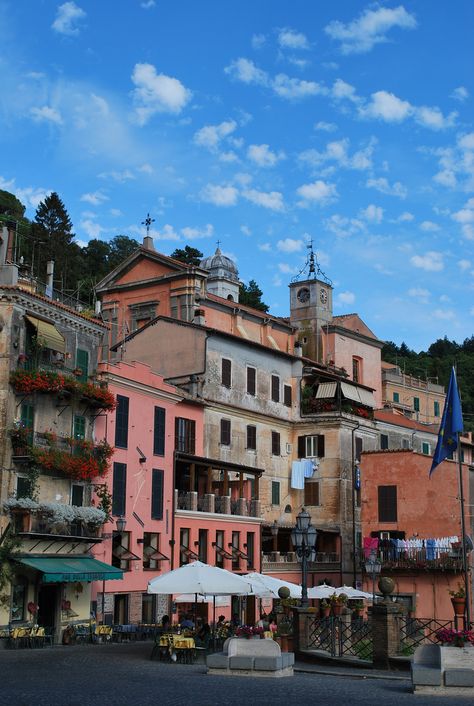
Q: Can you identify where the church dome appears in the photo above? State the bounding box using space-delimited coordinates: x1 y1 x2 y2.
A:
200 247 239 282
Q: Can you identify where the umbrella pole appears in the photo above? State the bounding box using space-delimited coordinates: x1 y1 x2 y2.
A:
213 595 216 652
194 593 197 629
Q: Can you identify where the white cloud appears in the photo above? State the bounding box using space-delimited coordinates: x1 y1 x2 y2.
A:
80 191 108 206
241 225 252 236
314 121 337 132
272 73 325 100
224 58 269 86
52 2 86 36
251 33 266 50
331 78 359 102
433 308 455 321
181 223 214 240
258 243 271 252
152 224 180 241
462 224 474 240
415 106 457 130
420 220 440 232
299 137 375 172
360 204 383 223
110 208 123 217
242 188 284 211
278 262 299 274
366 177 407 198
410 251 444 271
200 184 239 207
277 28 310 50
131 63 192 124
451 86 469 102
336 291 355 305
247 143 285 167
80 219 105 239
452 198 474 224
276 238 304 253
361 90 412 122
141 0 156 7
30 106 63 125
219 151 239 163
98 169 135 182
397 211 414 222
296 180 338 206
324 214 364 238
138 163 154 174
325 5 417 54
458 259 471 271
193 120 237 150
408 287 430 298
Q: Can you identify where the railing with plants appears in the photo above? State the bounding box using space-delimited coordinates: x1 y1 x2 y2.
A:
3 498 106 538
9 369 116 410
301 394 373 420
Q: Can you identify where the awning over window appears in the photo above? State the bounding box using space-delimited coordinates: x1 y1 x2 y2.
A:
315 382 337 399
341 381 375 408
17 556 123 583
358 387 376 407
25 315 66 353
112 545 140 561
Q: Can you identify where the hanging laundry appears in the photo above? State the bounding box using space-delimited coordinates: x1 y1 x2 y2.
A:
291 461 305 490
302 459 315 478
363 536 379 559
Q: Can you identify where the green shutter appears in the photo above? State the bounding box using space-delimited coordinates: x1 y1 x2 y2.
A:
434 401 440 417
151 469 164 520
74 415 86 440
20 404 34 444
271 481 280 505
112 462 127 516
414 397 420 412
75 349 89 383
393 392 399 403
153 407 166 456
115 395 129 448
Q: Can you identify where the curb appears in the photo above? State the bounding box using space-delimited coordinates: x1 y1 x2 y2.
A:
294 665 410 682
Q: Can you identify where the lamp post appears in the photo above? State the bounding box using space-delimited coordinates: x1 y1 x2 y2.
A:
365 550 381 604
291 508 317 608
271 520 279 553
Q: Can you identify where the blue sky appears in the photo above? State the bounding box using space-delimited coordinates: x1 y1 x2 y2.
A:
1 1 473 352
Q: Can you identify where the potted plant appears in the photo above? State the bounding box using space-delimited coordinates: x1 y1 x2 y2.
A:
435 627 474 648
352 600 364 618
449 583 466 616
320 600 331 618
330 593 347 616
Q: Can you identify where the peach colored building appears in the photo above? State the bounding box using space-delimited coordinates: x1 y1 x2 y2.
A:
360 449 472 620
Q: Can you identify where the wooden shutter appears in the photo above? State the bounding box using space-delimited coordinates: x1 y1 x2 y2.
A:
74 415 86 440
247 425 256 450
380 434 389 450
355 437 362 462
271 375 280 403
75 349 89 383
20 404 34 444
222 359 232 388
378 486 397 522
317 435 325 458
271 481 280 505
71 484 84 507
153 406 166 456
271 431 280 456
298 436 306 459
186 419 196 454
112 462 127 516
304 482 320 506
115 395 129 448
247 367 256 395
151 469 164 520
284 384 292 407
220 419 231 445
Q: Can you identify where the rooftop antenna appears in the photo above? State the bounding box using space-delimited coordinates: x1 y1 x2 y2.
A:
141 213 155 235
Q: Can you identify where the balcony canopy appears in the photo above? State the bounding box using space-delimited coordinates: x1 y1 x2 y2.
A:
17 556 123 583
175 452 264 477
25 315 65 353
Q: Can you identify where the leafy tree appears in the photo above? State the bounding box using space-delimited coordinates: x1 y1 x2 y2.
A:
0 189 26 219
239 279 269 312
108 235 139 270
170 245 203 266
32 192 78 291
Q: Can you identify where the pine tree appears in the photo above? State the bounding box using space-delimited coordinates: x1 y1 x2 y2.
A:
239 279 269 312
33 192 77 293
170 245 203 266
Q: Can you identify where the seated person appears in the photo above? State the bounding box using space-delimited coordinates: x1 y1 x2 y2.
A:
160 614 171 632
195 621 211 647
180 614 195 630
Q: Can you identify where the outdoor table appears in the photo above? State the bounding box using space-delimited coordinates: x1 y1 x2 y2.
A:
159 633 196 663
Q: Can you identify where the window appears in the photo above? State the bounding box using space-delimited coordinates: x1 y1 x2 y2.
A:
434 400 440 417
380 434 389 450
352 357 360 383
304 482 320 506
271 375 280 403
142 594 156 623
246 425 257 450
143 532 166 571
271 431 280 456
271 481 280 506
215 529 225 568
153 407 166 456
422 442 431 455
222 358 232 388
284 384 292 407
220 419 231 446
115 395 129 448
247 367 256 396
180 528 190 566
231 531 240 570
378 486 397 522
20 403 34 445
112 462 127 516
198 529 208 563
71 484 84 506
73 415 86 441
11 579 27 622
246 532 255 569
413 397 420 412
16 476 30 499
393 392 400 403
112 530 134 571
402 438 410 449
151 469 164 520
298 435 325 458
75 349 89 383
175 417 196 454
355 437 363 462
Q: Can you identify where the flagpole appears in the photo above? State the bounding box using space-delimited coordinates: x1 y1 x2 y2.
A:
456 432 471 628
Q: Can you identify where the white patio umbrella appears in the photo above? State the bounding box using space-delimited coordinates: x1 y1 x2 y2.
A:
147 560 253 596
174 593 230 606
307 584 336 600
242 572 302 599
334 585 373 600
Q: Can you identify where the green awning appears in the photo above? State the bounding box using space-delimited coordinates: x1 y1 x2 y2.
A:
17 556 123 583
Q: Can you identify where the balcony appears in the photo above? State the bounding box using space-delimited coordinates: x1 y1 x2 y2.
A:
262 551 341 573
5 502 105 542
175 490 261 518
361 544 464 573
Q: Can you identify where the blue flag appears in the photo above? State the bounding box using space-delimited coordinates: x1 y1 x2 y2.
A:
429 367 463 476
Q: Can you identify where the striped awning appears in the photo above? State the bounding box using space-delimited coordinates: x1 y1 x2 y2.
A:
315 382 337 399
25 315 65 353
341 381 375 408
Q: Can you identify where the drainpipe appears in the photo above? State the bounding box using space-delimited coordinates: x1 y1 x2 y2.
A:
351 421 361 587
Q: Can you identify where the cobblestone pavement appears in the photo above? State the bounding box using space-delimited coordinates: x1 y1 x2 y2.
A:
0 642 470 706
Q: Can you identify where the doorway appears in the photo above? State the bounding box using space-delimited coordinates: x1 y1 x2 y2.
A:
37 583 59 631
114 594 129 624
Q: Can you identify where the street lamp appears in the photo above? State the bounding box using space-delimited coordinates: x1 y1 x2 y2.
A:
291 508 317 608
116 516 127 533
365 550 381 604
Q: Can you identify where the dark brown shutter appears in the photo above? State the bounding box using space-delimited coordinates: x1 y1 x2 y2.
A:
271 431 280 456
271 375 280 402
246 425 256 450
304 482 319 506
222 359 232 388
317 434 325 458
220 419 231 445
284 384 292 407
298 436 306 458
378 486 397 522
247 367 256 395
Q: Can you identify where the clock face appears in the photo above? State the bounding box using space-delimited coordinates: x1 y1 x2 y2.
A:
297 287 310 303
320 288 328 304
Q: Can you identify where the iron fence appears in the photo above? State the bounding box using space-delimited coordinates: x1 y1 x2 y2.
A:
396 616 454 656
307 616 373 661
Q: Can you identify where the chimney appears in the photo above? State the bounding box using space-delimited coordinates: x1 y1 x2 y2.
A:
142 235 155 250
46 261 54 297
0 226 18 285
194 308 206 326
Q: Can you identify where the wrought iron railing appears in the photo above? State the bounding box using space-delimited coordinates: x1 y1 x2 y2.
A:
307 616 372 661
396 616 454 656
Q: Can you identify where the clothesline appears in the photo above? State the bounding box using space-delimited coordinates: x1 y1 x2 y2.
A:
290 460 318 490
363 535 460 561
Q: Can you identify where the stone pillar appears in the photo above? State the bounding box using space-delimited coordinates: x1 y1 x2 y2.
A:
222 495 231 515
189 491 198 511
291 607 314 652
238 497 248 516
204 493 215 513
250 499 261 517
370 603 403 669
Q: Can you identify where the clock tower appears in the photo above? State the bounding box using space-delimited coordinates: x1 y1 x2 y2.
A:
288 244 333 363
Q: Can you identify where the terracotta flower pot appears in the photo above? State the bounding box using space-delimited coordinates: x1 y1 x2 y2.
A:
451 597 466 616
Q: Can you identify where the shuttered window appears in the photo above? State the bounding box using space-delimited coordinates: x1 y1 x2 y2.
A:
414 397 420 412
247 367 256 395
20 403 34 444
378 485 397 522
175 418 196 454
246 425 257 450
355 437 363 462
271 481 280 506
283 384 292 407
271 431 280 456
74 415 86 440
153 406 166 456
222 358 232 388
151 469 164 520
304 482 320 506
115 395 129 449
112 462 127 517
75 349 89 383
220 419 231 446
271 375 280 403
298 435 325 458
380 434 389 450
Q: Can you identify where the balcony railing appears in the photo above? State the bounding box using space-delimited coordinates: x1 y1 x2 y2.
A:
371 545 464 572
262 551 341 572
175 490 261 518
301 398 373 420
9 508 103 540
